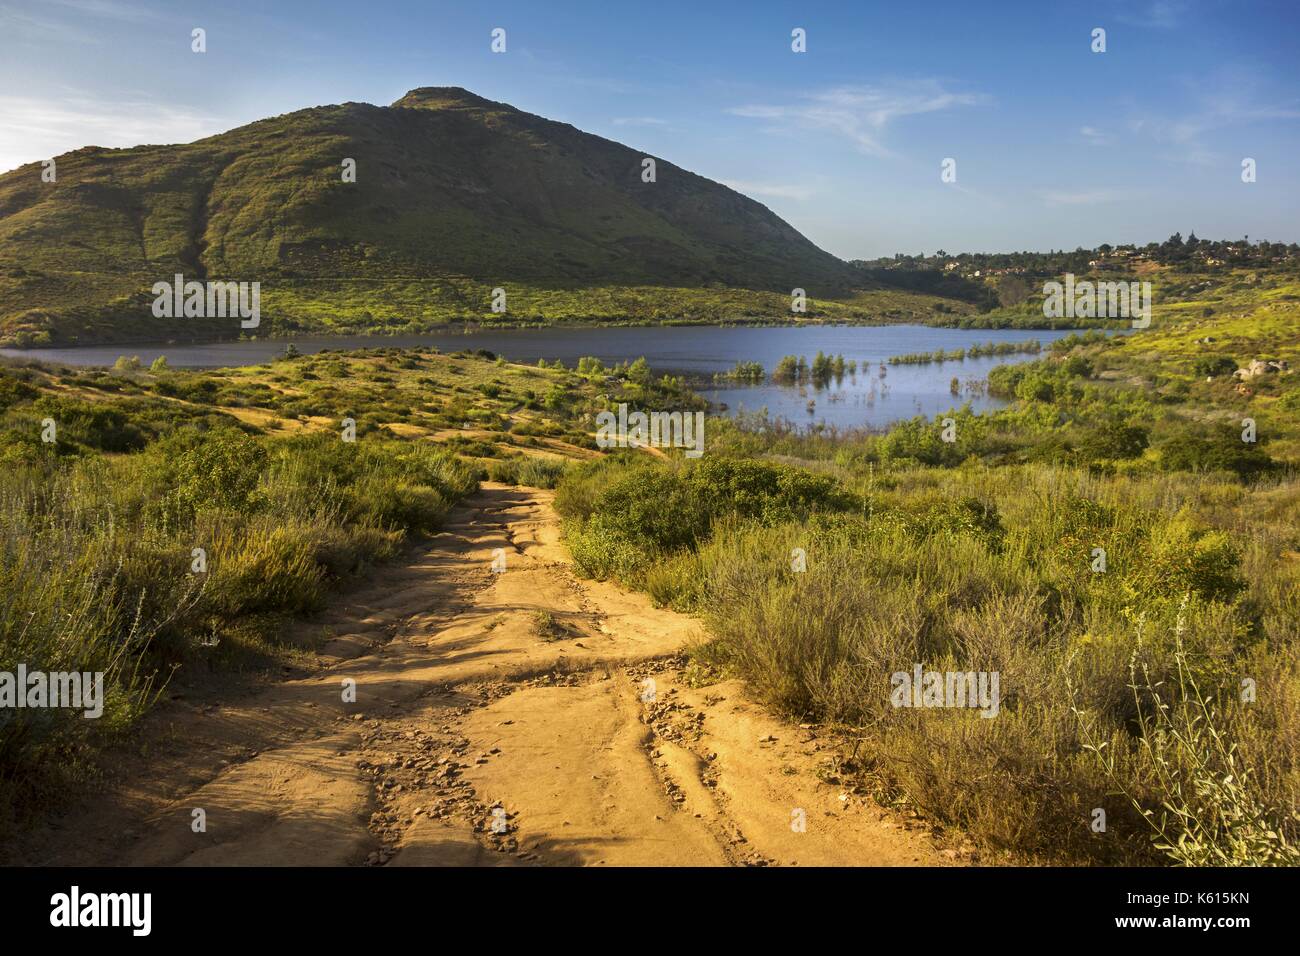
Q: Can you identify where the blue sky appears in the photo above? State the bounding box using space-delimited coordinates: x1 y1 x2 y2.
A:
1 0 1298 258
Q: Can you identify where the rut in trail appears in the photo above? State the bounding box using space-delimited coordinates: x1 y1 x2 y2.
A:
24 484 952 867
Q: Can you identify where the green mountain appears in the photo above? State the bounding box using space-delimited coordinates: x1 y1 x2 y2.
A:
0 87 873 346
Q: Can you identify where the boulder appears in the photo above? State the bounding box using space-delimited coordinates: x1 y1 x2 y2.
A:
1233 359 1291 380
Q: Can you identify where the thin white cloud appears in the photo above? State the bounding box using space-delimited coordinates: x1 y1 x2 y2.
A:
0 93 225 173
611 116 667 126
1116 0 1191 29
45 0 162 20
720 180 815 201
1124 66 1300 166
0 0 167 44
1079 125 1111 146
1042 189 1125 206
730 81 984 157
943 182 1003 208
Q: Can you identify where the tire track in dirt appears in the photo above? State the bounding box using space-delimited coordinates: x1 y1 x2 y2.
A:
20 483 954 867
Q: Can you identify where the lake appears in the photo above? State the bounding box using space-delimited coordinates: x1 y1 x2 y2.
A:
0 325 1082 430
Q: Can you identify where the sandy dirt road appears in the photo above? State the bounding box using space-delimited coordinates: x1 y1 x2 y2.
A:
21 484 950 867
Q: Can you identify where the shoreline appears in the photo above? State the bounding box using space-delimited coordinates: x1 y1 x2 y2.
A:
0 314 1135 358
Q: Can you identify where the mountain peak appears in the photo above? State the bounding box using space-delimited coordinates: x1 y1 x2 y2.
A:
0 87 858 344
391 87 506 111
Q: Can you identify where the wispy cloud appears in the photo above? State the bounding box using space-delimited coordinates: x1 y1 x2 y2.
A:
44 0 162 21
1125 65 1300 165
1116 0 1191 29
1042 189 1125 206
0 0 168 43
1079 125 1111 146
0 92 224 173
611 116 668 127
720 180 815 201
730 80 984 157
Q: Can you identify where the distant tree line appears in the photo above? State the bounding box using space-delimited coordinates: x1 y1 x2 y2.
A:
853 233 1300 277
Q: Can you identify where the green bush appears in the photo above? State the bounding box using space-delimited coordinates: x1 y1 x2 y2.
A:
29 396 146 453
563 453 1292 865
145 426 268 520
1192 355 1238 377
0 422 477 835
558 456 855 581
489 455 568 488
1157 430 1274 479
1076 420 1150 462
206 522 328 617
0 373 37 410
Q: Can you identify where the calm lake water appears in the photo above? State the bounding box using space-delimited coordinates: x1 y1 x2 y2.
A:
1 325 1081 430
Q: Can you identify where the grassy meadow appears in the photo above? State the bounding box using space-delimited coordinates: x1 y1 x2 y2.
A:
0 343 699 835
554 268 1300 866
2 260 1297 866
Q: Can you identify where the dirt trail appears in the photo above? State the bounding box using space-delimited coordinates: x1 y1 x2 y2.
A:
23 484 950 867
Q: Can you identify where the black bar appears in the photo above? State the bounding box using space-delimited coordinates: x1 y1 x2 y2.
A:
1 866 1272 941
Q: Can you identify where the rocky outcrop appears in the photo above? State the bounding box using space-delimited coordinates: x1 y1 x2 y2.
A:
1233 358 1291 380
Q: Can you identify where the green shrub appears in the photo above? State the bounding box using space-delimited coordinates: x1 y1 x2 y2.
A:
489 455 568 488
1076 420 1150 461
206 522 328 617
1157 430 1274 479
0 373 37 410
564 452 1293 865
29 396 146 453
146 426 268 520
0 421 477 835
1192 355 1238 377
559 455 854 582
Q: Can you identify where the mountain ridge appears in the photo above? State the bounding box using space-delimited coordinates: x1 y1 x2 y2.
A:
0 87 873 345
